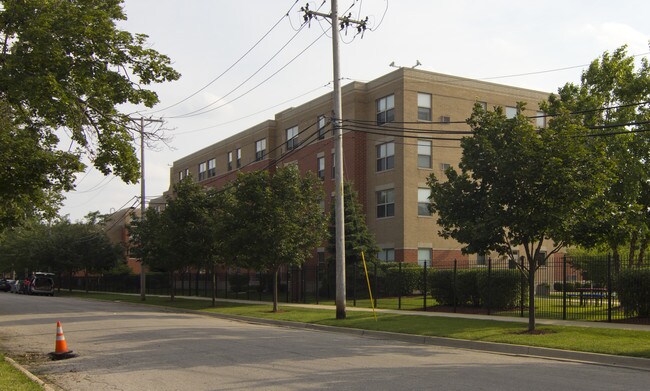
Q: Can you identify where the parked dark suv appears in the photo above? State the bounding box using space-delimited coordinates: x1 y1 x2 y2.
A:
29 272 55 296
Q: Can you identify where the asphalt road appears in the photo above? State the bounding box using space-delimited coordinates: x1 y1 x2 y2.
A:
1 292 649 391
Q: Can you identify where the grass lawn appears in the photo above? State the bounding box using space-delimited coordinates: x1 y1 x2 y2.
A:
0 355 44 391
61 291 650 359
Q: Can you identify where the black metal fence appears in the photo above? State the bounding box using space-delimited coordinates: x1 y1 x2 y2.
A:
58 254 650 324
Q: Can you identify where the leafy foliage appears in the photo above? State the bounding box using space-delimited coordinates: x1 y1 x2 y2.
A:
0 0 180 231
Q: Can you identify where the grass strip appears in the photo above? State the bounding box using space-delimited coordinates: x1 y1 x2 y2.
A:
63 292 650 359
0 355 45 391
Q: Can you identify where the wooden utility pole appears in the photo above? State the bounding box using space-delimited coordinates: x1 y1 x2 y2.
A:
302 1 368 320
130 116 164 301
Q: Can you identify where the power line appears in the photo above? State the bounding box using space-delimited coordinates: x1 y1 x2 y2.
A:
168 26 330 119
145 1 301 115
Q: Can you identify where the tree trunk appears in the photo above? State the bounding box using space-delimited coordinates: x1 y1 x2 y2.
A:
628 231 638 267
612 247 621 273
272 268 279 313
637 234 649 266
528 257 536 332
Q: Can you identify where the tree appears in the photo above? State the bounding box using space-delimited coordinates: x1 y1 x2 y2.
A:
428 102 605 331
326 181 380 295
0 216 122 287
222 166 327 312
545 46 650 268
0 0 180 230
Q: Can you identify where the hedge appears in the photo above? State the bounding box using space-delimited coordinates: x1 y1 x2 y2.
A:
617 269 650 317
429 269 524 309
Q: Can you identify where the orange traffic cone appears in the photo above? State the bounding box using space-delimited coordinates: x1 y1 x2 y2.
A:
49 321 75 359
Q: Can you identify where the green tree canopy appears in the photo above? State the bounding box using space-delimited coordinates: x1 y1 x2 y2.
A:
428 102 606 331
0 0 180 231
544 45 650 268
221 166 327 312
327 181 380 264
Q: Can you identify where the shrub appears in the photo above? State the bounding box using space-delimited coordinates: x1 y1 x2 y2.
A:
456 270 480 306
617 269 650 317
428 270 455 306
381 263 422 296
476 269 523 309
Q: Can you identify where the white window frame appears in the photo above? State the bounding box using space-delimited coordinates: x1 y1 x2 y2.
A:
227 151 233 171
378 248 395 262
418 248 432 267
207 159 216 178
376 189 395 218
505 106 517 119
376 94 395 125
317 156 325 179
418 188 431 216
376 141 395 172
198 162 207 181
286 126 299 150
536 111 546 128
236 148 241 168
417 139 432 168
255 139 266 161
317 115 327 140
417 92 432 121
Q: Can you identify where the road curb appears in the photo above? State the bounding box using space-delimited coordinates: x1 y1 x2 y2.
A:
193 310 650 372
3 356 57 391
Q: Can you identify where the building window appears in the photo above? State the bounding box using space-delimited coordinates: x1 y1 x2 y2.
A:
317 115 327 140
178 171 184 181
331 153 336 179
536 111 546 128
255 139 266 161
286 126 299 150
207 159 216 177
417 92 431 121
417 140 431 168
418 188 431 216
478 101 488 111
376 94 395 125
477 254 487 266
227 151 233 171
376 189 395 218
440 163 451 171
198 162 207 181
536 251 547 266
505 106 517 119
418 248 431 267
236 148 241 168
376 142 395 172
317 156 325 180
378 248 395 262
509 250 520 269
184 168 189 178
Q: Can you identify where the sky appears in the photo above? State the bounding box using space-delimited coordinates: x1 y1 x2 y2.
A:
59 0 650 221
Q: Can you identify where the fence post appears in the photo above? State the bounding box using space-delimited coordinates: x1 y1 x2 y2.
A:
487 257 492 316
520 256 525 318
563 255 567 320
453 259 457 313
423 260 428 311
398 261 402 310
374 262 378 309
607 254 612 322
316 261 320 305
353 258 357 307
302 265 306 304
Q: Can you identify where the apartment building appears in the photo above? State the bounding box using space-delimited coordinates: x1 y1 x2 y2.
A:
164 67 550 266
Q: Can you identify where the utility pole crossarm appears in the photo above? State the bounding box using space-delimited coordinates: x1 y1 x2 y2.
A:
129 116 164 302
300 1 370 320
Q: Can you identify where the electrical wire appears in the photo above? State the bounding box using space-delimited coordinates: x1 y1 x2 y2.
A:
168 26 330 120
145 1 301 115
